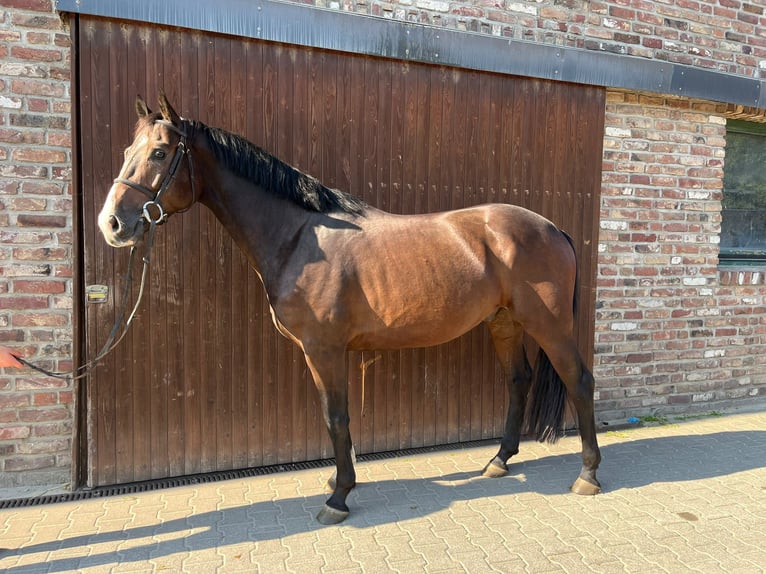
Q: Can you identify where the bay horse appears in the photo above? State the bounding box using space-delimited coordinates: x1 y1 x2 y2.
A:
98 94 601 524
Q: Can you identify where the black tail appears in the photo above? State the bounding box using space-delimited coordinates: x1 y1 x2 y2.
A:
524 229 579 444
525 348 568 443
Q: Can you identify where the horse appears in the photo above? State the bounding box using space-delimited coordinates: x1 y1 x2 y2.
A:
98 93 601 524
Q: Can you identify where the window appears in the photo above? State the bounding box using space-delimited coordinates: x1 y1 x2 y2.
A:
721 119 766 265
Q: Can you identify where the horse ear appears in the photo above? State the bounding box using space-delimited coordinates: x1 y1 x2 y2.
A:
135 95 151 118
158 91 182 126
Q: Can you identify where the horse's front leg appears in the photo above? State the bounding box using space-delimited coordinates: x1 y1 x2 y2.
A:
304 347 356 525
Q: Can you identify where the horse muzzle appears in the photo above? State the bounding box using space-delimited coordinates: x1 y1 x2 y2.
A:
98 207 146 248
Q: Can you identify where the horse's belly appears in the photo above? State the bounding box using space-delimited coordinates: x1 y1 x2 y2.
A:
347 280 500 350
347 318 486 350
344 226 506 348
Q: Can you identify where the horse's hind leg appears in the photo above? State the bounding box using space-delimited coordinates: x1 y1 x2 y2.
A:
535 335 601 494
303 347 356 524
482 308 532 478
570 364 601 494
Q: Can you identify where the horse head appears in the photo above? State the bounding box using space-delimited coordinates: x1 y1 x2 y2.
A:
98 93 197 247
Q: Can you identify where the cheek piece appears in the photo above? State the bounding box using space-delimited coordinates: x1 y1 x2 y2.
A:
113 119 195 225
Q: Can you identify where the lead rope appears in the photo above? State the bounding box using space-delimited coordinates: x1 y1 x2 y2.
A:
15 220 159 381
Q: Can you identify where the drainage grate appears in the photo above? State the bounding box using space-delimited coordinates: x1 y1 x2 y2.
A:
0 439 498 509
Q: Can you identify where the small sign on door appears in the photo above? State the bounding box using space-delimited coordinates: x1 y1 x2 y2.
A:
85 285 109 304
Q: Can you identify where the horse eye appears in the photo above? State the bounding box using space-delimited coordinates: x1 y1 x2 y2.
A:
153 149 166 160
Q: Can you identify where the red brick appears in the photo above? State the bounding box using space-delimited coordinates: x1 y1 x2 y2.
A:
715 328 738 336
27 98 49 112
31 392 61 406
0 28 22 42
12 280 66 294
11 13 59 30
54 33 70 48
19 182 64 195
0 0 51 10
13 148 67 163
16 438 69 455
54 265 73 278
4 455 55 471
0 330 24 342
12 312 68 327
0 393 30 408
10 46 62 62
0 128 45 145
451 6 484 17
6 197 46 210
12 247 69 260
10 79 65 97
26 31 50 44
631 233 658 242
52 166 71 179
0 295 50 309
49 67 70 82
0 164 47 178
0 426 30 440
52 101 70 114
47 132 71 147
32 422 72 437
18 407 69 423
17 214 68 228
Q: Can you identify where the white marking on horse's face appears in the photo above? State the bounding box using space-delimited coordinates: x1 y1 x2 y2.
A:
98 134 150 248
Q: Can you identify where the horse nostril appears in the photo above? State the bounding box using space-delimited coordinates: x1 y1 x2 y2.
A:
108 215 120 233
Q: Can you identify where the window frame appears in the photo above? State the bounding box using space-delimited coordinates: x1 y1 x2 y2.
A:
720 119 766 266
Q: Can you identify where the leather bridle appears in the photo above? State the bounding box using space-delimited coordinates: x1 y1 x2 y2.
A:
113 119 196 225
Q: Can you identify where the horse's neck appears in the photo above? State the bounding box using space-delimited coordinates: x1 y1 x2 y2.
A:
199 173 307 285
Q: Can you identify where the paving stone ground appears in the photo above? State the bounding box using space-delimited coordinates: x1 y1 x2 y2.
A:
1 410 765 573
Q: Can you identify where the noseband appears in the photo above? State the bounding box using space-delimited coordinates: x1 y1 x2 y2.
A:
113 119 195 225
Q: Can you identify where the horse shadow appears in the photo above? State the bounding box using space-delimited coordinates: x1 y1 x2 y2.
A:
1 430 764 572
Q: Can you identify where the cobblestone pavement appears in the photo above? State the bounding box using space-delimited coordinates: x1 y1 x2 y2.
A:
1 410 765 573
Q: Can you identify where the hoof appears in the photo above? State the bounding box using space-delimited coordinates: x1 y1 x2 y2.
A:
481 459 508 478
316 504 350 525
571 476 601 495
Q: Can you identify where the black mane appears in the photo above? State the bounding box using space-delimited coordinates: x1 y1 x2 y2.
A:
189 120 366 215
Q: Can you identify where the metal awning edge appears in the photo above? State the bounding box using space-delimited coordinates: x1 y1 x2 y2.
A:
56 0 764 108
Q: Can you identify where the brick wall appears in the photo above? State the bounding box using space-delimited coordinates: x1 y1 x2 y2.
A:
0 0 72 487
597 91 766 421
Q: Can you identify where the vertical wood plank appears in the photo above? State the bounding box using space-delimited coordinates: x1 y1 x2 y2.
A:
291 48 309 463
259 42 279 466
198 32 219 473
180 31 202 476
107 21 134 485
275 44 294 463
242 39 264 468
161 29 186 479
79 19 101 487
229 37 250 470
